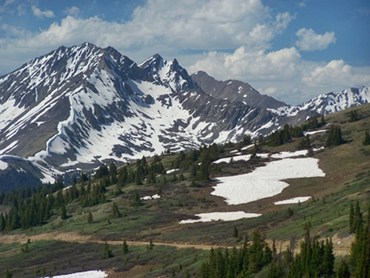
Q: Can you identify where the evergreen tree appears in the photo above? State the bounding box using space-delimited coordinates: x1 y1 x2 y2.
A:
320 115 326 126
349 110 359 122
233 226 239 238
122 240 129 254
131 191 142 207
336 260 350 278
297 135 311 150
363 131 370 145
326 125 344 147
4 269 12 278
87 211 93 224
118 166 128 185
353 201 363 235
350 205 370 278
148 239 154 250
114 183 122 196
60 204 68 220
112 202 122 218
109 162 118 184
103 241 113 258
95 164 109 179
349 203 355 233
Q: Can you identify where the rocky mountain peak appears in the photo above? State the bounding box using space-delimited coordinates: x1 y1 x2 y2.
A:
0 43 368 188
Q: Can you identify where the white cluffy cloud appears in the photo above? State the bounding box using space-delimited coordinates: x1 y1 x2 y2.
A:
296 28 336 51
0 0 368 104
32 5 55 19
302 60 370 87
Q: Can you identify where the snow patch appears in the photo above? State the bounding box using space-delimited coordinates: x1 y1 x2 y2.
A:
304 129 327 136
274 196 311 205
44 270 107 278
0 160 8 170
141 194 161 200
212 154 252 164
166 169 179 174
180 211 261 224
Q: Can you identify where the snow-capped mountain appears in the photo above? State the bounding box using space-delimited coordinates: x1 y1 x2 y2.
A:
274 87 370 117
0 42 368 187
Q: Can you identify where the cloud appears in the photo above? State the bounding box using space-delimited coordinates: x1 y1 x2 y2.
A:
299 0 306 8
0 0 294 66
65 6 80 17
302 60 370 87
190 46 301 82
32 5 55 19
295 28 336 51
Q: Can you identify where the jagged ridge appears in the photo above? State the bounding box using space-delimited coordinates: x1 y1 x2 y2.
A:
0 43 368 185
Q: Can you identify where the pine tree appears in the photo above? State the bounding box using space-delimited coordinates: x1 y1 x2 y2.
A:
103 241 113 258
326 125 344 147
60 204 68 220
112 202 122 218
148 239 154 250
336 260 350 278
233 226 239 238
353 201 363 235
131 191 142 207
349 110 359 122
350 204 370 278
363 131 370 145
297 135 311 150
349 203 355 233
4 269 12 278
87 211 93 224
122 240 129 254
322 238 335 276
109 162 118 184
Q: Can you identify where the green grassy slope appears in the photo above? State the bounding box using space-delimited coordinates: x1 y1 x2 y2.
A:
0 104 369 277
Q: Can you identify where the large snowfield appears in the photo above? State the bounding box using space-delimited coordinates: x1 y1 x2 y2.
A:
212 157 325 205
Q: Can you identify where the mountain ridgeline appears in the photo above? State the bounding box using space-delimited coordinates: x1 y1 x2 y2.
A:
0 42 369 187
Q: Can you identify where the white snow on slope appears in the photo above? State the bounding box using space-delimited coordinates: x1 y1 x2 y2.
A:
44 270 107 278
273 86 370 117
0 160 8 170
271 150 308 159
180 211 261 224
304 129 327 136
212 158 325 205
166 168 179 174
241 144 254 151
141 194 161 200
212 154 252 164
274 196 311 205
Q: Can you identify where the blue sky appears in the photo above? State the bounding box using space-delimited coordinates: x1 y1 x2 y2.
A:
0 0 369 104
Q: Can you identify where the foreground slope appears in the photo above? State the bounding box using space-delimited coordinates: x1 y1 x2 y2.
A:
0 104 369 277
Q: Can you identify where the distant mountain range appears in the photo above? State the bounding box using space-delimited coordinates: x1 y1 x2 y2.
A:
0 43 369 189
